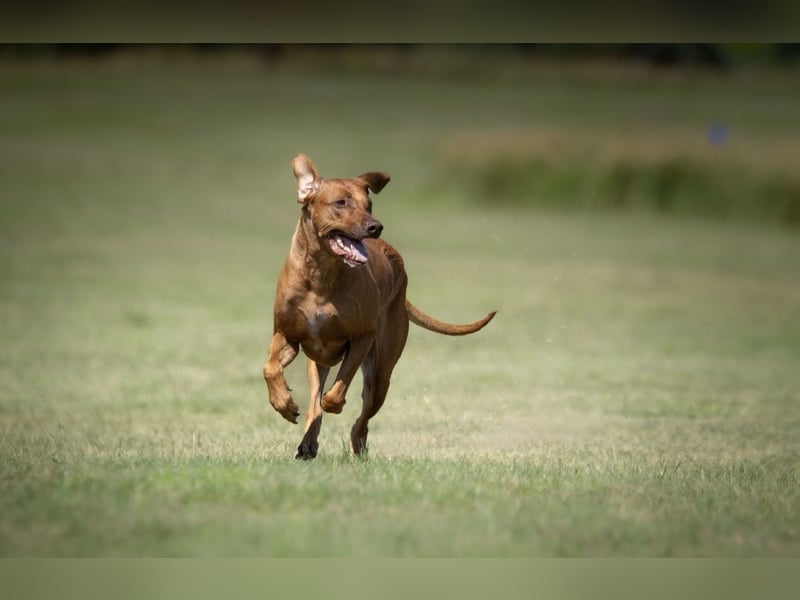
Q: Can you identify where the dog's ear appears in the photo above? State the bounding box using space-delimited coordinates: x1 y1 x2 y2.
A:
357 172 391 195
292 153 322 204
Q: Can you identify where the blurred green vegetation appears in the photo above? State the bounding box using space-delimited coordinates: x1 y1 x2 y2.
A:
5 43 800 69
436 141 800 224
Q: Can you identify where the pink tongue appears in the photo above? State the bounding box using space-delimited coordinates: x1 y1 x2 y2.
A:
343 237 367 261
331 235 368 264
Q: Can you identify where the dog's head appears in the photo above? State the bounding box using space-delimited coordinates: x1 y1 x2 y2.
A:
292 153 390 268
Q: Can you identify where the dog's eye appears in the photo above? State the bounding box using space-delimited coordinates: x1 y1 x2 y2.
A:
335 199 347 207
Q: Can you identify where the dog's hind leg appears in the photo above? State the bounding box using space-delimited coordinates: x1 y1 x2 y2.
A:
296 359 330 460
351 301 409 455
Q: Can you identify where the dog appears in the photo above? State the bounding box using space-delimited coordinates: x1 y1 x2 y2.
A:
263 154 496 459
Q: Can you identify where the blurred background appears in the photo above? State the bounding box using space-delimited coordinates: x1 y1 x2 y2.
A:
6 43 799 224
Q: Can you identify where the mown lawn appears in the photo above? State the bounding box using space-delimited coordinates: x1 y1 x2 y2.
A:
1 50 798 556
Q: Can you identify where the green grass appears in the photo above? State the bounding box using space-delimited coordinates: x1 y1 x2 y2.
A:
1 50 799 556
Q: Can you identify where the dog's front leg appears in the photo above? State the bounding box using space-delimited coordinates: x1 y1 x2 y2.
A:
295 360 330 460
321 332 375 414
263 332 301 424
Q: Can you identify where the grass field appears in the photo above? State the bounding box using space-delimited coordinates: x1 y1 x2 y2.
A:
1 49 799 556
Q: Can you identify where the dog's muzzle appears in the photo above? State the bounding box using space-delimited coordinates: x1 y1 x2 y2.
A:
326 219 382 268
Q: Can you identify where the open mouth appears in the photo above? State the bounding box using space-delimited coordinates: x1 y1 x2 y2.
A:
327 232 369 268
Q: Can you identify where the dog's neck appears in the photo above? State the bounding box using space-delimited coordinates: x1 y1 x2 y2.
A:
289 212 347 291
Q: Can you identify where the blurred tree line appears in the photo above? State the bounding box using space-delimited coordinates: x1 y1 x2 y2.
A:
4 43 800 69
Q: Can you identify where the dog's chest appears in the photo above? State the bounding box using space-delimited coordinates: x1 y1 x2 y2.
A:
306 306 328 346
299 303 347 365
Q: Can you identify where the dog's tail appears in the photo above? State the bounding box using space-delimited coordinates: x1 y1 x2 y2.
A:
405 300 496 336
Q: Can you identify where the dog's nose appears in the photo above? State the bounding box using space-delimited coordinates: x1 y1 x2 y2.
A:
366 220 383 238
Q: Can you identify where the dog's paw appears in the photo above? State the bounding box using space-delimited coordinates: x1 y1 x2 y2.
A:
273 398 300 424
321 391 346 414
295 442 318 460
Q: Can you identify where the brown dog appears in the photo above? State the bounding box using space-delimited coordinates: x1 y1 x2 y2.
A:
263 154 495 459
